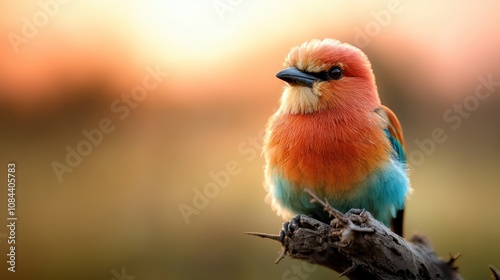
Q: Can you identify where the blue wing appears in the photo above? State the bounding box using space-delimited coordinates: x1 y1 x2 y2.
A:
376 105 408 236
377 105 406 165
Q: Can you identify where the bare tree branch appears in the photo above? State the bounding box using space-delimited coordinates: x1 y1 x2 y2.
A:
490 265 500 280
249 190 469 280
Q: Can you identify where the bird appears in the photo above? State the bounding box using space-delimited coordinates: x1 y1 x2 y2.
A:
263 38 410 236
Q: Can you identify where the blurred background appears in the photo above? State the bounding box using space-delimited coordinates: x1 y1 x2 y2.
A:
0 0 499 279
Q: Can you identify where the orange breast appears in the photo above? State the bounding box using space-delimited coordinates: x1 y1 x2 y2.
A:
265 111 391 192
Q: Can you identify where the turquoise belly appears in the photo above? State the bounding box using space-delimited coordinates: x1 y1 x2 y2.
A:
271 159 409 225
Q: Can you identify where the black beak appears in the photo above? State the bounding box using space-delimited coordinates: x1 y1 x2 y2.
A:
276 67 319 87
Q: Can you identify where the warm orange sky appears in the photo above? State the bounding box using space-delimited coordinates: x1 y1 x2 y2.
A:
1 1 500 109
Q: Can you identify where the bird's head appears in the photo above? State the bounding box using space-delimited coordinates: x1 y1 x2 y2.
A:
276 39 380 115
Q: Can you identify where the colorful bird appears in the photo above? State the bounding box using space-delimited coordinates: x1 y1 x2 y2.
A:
263 39 410 236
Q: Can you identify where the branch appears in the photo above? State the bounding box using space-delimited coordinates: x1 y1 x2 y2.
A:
249 190 467 280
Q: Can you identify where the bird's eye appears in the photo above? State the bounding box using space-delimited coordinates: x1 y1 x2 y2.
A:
327 66 342 80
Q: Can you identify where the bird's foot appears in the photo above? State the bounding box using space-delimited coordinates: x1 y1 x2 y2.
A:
280 215 301 243
275 215 304 264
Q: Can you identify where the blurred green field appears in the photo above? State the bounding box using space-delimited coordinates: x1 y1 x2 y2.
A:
0 91 499 279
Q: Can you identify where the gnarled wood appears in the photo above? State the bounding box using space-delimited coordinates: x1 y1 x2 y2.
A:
249 190 466 280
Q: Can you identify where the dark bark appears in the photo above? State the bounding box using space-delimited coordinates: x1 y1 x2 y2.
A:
248 190 468 280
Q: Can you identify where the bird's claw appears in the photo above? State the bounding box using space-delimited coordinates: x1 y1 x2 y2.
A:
280 215 302 243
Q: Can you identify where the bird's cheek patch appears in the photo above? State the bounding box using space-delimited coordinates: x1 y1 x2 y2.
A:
278 86 320 114
312 83 323 96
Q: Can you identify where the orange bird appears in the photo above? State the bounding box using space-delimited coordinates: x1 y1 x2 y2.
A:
263 39 410 236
